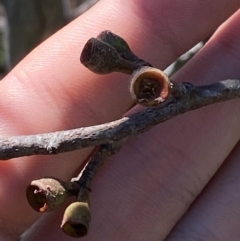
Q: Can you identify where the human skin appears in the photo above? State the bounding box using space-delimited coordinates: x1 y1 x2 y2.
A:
0 0 240 240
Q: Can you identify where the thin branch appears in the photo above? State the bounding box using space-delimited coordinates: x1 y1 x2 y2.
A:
76 142 122 190
0 79 240 160
61 142 121 238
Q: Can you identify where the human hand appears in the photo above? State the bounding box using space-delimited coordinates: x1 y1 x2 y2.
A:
1 1 240 240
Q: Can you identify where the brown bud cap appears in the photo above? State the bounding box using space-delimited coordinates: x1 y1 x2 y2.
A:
130 66 171 106
80 30 151 75
26 177 77 212
61 201 91 238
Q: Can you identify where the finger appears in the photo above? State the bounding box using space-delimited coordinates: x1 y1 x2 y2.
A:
165 141 240 241
1 0 240 239
22 8 240 241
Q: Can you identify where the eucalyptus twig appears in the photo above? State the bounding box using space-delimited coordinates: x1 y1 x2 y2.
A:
2 30 240 238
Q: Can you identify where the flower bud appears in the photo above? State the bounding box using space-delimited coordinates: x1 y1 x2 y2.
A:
80 30 151 74
26 177 77 212
61 201 91 238
130 66 171 106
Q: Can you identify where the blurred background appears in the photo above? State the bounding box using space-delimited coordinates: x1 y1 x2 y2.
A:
0 0 99 77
